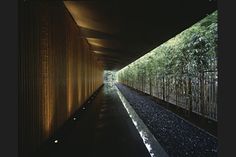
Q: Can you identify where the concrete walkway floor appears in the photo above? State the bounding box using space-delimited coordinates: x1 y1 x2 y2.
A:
36 83 151 157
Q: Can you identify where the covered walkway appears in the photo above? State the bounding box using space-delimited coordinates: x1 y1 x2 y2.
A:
36 83 151 157
19 1 218 157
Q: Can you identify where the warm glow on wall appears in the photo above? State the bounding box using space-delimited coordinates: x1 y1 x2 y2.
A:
67 55 73 117
20 3 104 156
40 13 54 139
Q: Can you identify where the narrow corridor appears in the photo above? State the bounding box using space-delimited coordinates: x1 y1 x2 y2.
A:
19 1 218 156
37 83 150 157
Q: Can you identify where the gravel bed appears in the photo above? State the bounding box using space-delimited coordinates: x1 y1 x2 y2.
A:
116 83 218 157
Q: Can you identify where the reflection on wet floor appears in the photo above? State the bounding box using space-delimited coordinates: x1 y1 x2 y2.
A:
37 83 150 157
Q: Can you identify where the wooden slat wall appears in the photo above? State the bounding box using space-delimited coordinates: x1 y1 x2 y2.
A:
19 1 103 157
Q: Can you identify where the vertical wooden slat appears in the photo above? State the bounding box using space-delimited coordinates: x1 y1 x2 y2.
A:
19 1 104 157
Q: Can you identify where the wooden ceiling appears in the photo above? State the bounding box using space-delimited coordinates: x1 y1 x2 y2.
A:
64 0 217 70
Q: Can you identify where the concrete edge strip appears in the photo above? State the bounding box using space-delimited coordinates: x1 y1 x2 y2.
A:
115 85 169 157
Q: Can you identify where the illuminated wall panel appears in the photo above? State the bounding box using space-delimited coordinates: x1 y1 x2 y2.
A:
19 1 103 157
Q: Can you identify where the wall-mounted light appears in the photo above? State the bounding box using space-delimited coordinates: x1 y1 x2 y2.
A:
93 51 105 55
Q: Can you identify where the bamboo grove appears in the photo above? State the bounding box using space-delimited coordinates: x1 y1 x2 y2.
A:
117 11 218 120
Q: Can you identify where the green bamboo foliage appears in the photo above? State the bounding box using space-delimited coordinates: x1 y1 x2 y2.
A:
117 11 218 120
